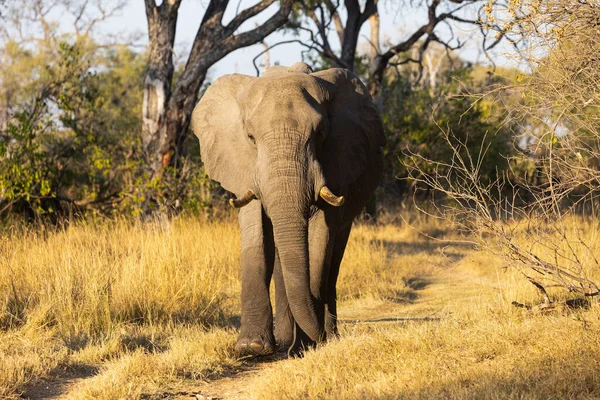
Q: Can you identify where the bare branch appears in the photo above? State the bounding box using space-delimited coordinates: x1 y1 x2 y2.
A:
323 0 345 43
224 0 276 36
251 39 323 76
226 0 293 52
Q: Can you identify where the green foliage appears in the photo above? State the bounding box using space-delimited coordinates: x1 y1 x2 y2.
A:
0 35 224 221
0 107 56 216
0 29 520 221
0 40 146 219
381 63 516 196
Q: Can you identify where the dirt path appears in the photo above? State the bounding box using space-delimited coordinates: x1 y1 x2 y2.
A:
158 353 290 400
194 267 483 399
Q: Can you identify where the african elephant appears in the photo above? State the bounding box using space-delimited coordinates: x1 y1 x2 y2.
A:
191 62 385 357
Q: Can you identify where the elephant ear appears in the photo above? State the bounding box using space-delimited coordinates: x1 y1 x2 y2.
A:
311 68 386 188
191 74 256 197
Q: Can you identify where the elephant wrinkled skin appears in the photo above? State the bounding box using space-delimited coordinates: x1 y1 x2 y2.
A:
191 62 385 357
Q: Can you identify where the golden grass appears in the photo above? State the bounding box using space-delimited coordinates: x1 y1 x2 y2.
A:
65 328 239 399
0 328 68 397
249 312 600 399
0 214 599 399
0 218 241 398
247 217 600 400
0 218 240 334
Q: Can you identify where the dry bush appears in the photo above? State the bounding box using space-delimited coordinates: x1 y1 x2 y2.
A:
405 128 600 304
508 0 600 203
401 0 600 305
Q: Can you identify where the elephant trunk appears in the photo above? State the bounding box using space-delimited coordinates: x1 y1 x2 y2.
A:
270 209 324 342
259 142 324 343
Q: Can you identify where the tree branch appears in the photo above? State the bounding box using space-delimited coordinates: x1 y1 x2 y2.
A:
323 0 345 43
226 0 293 51
251 38 322 75
359 0 377 26
307 7 341 64
224 0 276 36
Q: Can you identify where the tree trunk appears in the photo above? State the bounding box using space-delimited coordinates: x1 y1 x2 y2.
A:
142 3 179 177
142 0 293 181
339 0 377 71
167 69 208 169
340 0 361 70
367 9 382 112
261 41 270 72
425 51 443 96
367 10 380 70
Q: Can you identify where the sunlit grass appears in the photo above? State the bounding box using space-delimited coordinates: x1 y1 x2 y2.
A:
0 217 241 398
65 328 239 399
0 218 240 334
248 310 600 400
0 214 599 398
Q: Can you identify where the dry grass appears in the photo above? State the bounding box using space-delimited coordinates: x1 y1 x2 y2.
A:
248 217 600 400
0 218 240 334
0 217 241 398
249 312 600 399
0 214 599 399
65 328 239 399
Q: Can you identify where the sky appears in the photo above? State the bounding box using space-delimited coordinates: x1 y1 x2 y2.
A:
92 0 512 80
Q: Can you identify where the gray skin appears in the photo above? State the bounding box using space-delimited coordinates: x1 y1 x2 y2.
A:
191 62 385 357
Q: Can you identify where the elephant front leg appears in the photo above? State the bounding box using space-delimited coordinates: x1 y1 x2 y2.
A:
236 202 276 356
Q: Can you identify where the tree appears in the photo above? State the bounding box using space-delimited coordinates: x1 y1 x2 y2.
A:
297 0 509 98
387 62 515 194
141 0 294 177
0 41 146 219
0 0 129 130
301 0 378 71
0 0 151 219
403 0 600 305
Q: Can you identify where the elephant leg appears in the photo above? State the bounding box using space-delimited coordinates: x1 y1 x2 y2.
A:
273 250 295 350
288 210 334 357
325 225 351 338
236 201 276 356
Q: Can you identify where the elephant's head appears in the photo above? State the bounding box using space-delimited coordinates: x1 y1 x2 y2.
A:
191 62 384 342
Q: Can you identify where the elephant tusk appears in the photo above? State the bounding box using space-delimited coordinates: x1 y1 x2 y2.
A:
320 186 345 207
229 190 256 208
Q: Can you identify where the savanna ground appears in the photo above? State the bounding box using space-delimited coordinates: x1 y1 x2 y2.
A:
1 211 600 399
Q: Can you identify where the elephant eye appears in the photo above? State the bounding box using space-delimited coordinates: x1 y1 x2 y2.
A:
247 133 256 144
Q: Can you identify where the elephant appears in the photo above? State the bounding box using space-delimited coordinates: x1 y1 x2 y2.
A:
191 62 385 357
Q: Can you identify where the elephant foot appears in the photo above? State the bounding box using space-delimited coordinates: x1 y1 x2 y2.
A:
235 333 275 357
275 338 292 354
274 323 294 352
